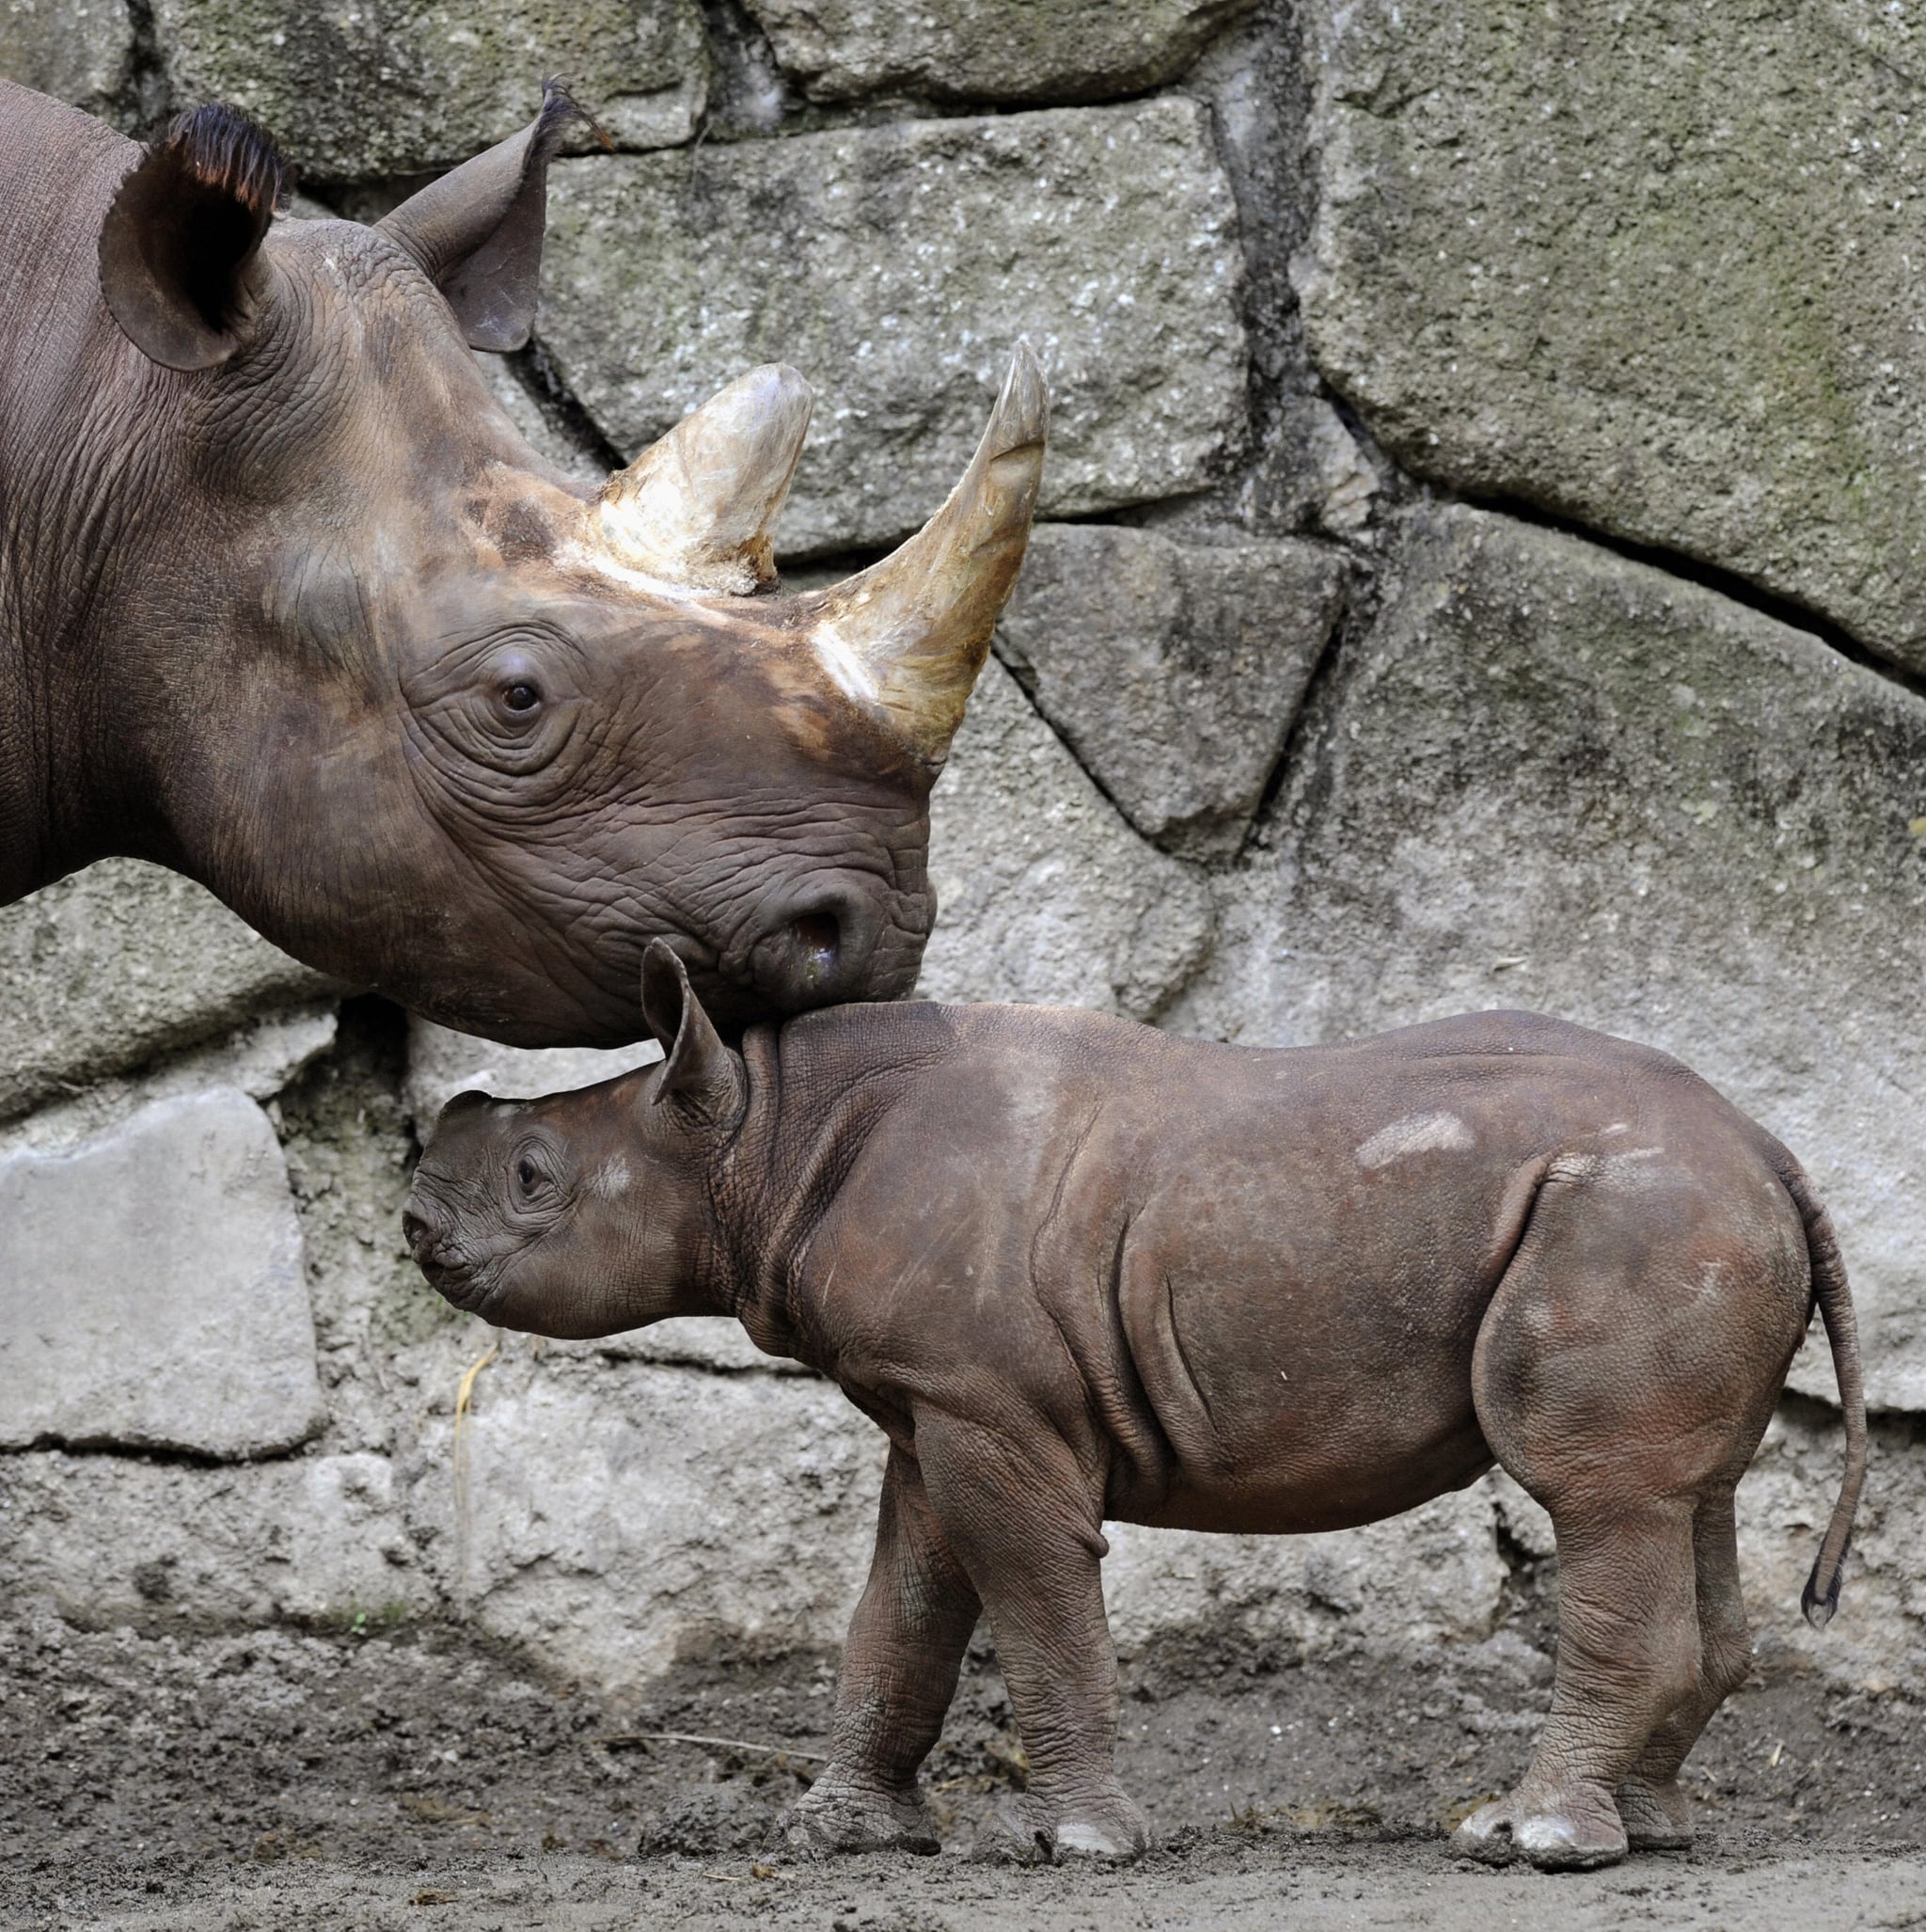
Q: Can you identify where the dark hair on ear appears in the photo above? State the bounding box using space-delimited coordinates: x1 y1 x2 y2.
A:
159 103 291 220
99 99 289 369
532 75 609 162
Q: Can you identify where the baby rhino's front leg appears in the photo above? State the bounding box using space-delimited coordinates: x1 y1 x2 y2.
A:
780 1420 1148 1863
918 1415 1149 1863
776 1444 981 1855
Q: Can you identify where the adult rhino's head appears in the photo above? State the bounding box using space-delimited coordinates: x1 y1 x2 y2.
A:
88 89 1044 1042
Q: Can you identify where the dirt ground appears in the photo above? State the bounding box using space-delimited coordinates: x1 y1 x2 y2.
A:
3 1594 1923 1932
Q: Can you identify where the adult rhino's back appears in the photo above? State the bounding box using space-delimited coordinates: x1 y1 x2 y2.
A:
0 82 142 889
0 81 131 435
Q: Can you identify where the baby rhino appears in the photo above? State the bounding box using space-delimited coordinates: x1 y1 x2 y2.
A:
404 942 1865 1873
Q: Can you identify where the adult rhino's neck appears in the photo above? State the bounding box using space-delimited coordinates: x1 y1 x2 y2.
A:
715 1001 968 1351
0 87 172 902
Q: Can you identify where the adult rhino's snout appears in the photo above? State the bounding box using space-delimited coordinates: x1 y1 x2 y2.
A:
744 881 917 1015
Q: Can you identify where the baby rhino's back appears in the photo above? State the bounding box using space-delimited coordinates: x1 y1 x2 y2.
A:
926 1005 1794 1537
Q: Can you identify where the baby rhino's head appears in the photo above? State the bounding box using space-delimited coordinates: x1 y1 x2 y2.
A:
403 942 746 1337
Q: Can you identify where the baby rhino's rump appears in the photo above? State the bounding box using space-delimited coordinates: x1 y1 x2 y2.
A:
1087 1009 1811 1536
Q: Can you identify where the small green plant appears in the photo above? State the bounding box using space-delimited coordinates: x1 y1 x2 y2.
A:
316 1600 415 1640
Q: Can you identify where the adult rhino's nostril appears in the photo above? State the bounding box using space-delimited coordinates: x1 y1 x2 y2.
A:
746 888 891 1014
791 911 841 981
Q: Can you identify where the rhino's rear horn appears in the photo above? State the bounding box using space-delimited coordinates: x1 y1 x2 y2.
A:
799 342 1048 771
598 366 815 596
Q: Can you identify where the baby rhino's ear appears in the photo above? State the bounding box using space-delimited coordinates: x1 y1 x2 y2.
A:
639 942 743 1127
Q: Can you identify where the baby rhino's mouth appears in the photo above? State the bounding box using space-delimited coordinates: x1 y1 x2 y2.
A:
402 1203 488 1309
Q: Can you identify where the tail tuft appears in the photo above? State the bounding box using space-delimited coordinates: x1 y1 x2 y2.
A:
1801 1532 1852 1629
1792 1537 1839 1630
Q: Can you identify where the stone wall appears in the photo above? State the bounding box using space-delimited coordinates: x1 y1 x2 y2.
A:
4 1 1923 1707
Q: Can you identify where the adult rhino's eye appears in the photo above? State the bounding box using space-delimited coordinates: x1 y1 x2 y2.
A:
501 681 541 714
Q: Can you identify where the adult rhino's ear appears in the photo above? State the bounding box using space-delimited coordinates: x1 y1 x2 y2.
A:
378 79 588 354
640 941 744 1128
99 104 287 372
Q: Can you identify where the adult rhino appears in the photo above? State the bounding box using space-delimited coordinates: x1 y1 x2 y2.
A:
0 80 1046 1041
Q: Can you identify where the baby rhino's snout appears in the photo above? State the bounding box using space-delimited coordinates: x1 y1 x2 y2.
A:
400 1198 444 1265
401 1189 469 1297
403 1089 497 1302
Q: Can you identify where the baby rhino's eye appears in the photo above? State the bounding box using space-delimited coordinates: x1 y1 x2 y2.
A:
513 1151 554 1204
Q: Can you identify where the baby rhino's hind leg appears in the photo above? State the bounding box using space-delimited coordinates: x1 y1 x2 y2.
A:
1453 1495 1700 1870
1615 1490 1752 1850
1453 1164 1753 1872
775 1444 981 1856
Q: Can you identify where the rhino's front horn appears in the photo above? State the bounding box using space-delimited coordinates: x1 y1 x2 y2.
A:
599 364 814 594
801 342 1048 769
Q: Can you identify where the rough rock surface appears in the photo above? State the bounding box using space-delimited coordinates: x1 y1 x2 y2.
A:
1734 1403 1926 1694
1296 0 1926 672
541 98 1248 555
742 0 1256 105
0 1089 323 1459
0 1006 338 1162
149 0 707 178
0 860 337 1125
0 0 131 119
918 658 1215 1017
412 1349 881 1689
0 1451 425 1628
997 525 1350 857
1105 1489 1507 1660
1168 504 1926 1410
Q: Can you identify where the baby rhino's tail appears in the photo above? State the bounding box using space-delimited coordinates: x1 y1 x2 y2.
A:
1771 1150 1868 1629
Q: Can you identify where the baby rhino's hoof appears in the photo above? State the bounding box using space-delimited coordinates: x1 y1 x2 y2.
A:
772 1781 939 1858
974 1791 1150 1865
1616 1776 1696 1851
1451 1783 1628 1872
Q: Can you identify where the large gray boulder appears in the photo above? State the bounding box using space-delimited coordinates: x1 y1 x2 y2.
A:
0 860 337 1126
149 0 707 178
1296 0 1926 673
0 1088 324 1459
918 658 1214 1019
0 1451 426 1628
0 0 132 118
541 98 1249 555
404 1348 881 1687
997 525 1350 858
741 0 1255 105
1169 504 1926 1411
1104 1488 1507 1662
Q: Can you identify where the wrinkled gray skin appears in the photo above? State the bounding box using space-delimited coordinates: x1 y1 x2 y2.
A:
0 82 1020 1042
406 946 1867 1872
